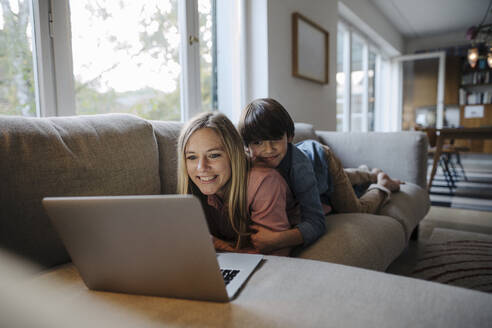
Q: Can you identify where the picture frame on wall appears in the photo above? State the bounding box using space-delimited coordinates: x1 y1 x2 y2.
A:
292 12 329 84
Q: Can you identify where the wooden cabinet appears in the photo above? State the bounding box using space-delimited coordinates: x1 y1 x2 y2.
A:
402 54 491 153
459 55 492 106
401 56 461 131
456 56 492 153
456 104 492 153
444 56 461 105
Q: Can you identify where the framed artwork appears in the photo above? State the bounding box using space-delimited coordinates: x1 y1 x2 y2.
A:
292 12 329 84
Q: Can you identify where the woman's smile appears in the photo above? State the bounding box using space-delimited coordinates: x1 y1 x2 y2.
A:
198 175 218 182
185 128 232 197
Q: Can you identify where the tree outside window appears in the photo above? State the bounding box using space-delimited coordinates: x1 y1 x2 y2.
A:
0 0 36 117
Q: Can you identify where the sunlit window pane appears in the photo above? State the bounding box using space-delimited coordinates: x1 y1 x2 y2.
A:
336 116 343 131
336 28 345 115
351 36 363 131
0 0 37 116
336 27 346 131
69 0 181 120
198 0 216 112
351 37 363 115
368 51 376 131
351 115 362 132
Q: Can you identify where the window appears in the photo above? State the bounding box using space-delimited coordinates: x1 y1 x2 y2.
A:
350 35 364 132
336 22 382 132
367 50 376 131
336 26 347 131
1 0 216 121
198 0 216 112
70 0 182 120
0 0 37 116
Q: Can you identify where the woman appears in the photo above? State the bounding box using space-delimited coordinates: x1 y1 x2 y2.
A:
177 111 299 256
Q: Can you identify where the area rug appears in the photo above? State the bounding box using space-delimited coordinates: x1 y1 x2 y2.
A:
429 169 492 212
411 228 492 293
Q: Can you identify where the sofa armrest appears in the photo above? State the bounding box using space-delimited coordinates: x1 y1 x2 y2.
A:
316 131 428 189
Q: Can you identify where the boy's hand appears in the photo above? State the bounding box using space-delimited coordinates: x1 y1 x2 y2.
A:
250 224 281 253
212 236 236 252
251 225 304 252
212 236 259 254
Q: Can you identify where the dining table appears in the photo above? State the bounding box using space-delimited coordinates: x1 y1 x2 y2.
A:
427 126 492 191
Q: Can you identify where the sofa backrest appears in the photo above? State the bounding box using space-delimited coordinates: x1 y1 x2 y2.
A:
291 123 428 188
150 120 183 194
292 122 320 144
0 114 161 268
316 131 428 188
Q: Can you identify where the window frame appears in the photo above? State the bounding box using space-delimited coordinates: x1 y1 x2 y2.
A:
29 0 206 120
337 20 383 132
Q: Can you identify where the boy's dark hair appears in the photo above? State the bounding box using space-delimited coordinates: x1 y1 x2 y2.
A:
238 98 295 145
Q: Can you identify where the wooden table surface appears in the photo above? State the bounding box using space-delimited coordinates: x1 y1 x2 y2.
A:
427 126 492 190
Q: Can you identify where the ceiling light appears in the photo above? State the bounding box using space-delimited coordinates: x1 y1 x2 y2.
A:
468 48 479 68
466 0 492 69
488 48 492 68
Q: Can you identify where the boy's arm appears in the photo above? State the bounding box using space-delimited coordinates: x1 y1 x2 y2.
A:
250 225 303 253
290 162 327 246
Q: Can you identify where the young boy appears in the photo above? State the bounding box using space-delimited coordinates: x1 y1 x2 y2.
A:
238 98 402 253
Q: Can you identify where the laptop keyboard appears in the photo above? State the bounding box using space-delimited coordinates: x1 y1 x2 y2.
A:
220 269 240 285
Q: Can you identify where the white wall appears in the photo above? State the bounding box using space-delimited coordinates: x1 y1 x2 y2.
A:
406 30 468 54
339 0 404 56
262 0 403 131
266 0 337 131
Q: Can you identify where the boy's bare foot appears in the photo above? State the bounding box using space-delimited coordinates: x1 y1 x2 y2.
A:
377 172 402 192
371 167 383 175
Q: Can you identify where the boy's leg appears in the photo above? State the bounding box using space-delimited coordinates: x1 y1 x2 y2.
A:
321 145 386 214
344 167 378 186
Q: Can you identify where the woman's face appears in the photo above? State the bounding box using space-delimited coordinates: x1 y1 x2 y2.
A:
185 128 232 198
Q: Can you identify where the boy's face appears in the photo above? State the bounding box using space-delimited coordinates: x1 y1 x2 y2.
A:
247 133 292 168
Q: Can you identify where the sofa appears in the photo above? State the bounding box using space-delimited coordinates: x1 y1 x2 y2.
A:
1 113 429 271
2 113 491 327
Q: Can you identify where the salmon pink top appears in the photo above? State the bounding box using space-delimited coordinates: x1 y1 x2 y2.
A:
205 167 300 256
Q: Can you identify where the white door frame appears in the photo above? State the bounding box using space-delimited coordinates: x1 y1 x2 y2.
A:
391 51 446 130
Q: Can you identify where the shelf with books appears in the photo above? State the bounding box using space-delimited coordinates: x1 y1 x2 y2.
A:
459 58 492 105
459 88 492 105
461 70 491 85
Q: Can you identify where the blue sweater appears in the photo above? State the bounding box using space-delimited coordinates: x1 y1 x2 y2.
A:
276 140 332 246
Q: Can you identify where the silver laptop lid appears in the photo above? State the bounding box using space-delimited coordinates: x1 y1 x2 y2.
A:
43 195 233 301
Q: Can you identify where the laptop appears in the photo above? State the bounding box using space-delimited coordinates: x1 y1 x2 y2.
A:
42 194 262 302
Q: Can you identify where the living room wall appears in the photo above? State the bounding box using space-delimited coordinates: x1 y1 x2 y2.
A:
406 30 468 54
266 0 337 131
263 0 403 132
340 0 404 55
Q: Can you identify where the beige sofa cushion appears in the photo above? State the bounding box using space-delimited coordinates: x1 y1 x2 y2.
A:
292 122 320 143
3 250 491 328
295 213 406 271
0 114 160 268
317 131 428 189
379 182 431 240
150 120 183 194
0 250 159 328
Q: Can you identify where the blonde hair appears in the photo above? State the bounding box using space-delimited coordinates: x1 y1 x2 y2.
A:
177 112 250 249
